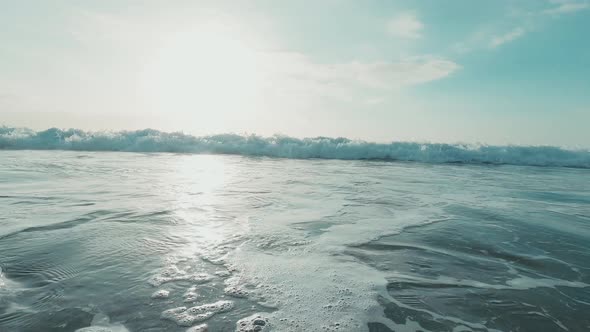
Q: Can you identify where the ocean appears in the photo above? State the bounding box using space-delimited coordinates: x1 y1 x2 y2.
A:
1 128 589 332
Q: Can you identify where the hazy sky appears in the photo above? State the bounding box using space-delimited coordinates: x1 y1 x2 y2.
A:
1 0 589 146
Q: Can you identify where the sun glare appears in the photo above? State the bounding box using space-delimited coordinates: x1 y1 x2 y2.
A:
141 22 265 131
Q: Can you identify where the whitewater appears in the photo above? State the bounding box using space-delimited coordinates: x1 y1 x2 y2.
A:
1 127 589 168
1 130 589 331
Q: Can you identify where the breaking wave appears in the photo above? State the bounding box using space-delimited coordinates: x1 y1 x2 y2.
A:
1 126 589 168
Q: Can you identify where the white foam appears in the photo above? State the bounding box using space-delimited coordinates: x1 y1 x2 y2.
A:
183 286 199 303
214 205 453 331
151 289 170 299
161 300 234 327
75 313 130 332
228 248 392 331
236 314 270 332
148 265 213 287
224 285 249 298
223 276 249 298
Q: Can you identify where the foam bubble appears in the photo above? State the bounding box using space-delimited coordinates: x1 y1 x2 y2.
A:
149 265 213 287
236 314 270 332
183 286 199 303
161 300 234 327
224 277 249 298
224 285 249 298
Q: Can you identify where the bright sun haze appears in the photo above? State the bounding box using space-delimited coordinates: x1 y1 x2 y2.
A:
140 21 265 132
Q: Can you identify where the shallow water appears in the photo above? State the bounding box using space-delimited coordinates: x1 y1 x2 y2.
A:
0 151 589 332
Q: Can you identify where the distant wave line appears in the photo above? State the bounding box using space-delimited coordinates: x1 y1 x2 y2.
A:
1 126 589 168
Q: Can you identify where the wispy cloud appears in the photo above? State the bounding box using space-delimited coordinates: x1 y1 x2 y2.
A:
455 0 587 53
489 27 526 48
386 12 424 39
258 53 460 102
544 0 589 14
70 10 457 96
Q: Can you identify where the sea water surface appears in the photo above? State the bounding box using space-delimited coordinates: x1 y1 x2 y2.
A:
1 149 589 332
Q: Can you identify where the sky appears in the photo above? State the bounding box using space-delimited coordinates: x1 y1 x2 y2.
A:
1 0 589 146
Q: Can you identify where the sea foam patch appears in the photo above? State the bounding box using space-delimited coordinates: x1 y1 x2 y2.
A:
148 265 213 286
161 300 234 327
224 276 250 298
215 205 454 331
233 246 398 331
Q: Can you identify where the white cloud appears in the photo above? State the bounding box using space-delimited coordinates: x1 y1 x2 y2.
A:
489 27 526 48
544 0 589 14
261 53 459 98
386 12 424 39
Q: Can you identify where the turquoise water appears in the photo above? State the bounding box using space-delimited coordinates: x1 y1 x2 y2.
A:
1 150 589 331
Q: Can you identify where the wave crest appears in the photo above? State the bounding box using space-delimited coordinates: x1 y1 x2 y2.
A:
1 127 589 168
